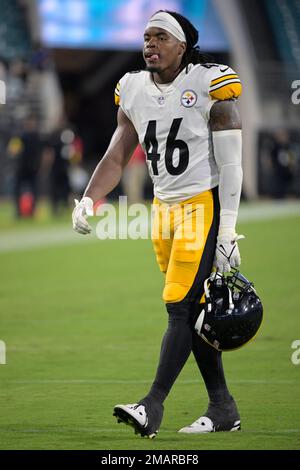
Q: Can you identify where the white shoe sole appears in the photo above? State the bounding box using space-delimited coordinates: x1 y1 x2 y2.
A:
178 420 241 434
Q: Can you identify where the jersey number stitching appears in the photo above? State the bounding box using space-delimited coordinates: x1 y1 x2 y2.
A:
144 118 189 176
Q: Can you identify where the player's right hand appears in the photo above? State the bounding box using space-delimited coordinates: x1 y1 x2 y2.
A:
72 197 94 235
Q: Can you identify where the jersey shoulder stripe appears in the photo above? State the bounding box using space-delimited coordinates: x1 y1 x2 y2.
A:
210 78 241 91
210 82 242 100
210 73 239 86
114 81 121 106
207 64 242 100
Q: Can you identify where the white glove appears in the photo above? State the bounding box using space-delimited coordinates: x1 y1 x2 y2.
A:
72 197 94 235
214 229 244 273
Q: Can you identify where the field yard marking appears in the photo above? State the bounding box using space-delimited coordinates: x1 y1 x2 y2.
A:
237 200 300 222
0 201 300 253
0 226 92 252
2 379 299 385
0 427 299 435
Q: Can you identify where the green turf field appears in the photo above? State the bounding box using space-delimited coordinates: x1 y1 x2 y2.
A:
0 204 300 450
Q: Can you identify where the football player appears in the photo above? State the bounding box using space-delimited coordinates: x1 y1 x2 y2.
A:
72 10 243 438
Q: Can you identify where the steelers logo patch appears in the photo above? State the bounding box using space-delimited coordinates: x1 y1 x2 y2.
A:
181 90 197 107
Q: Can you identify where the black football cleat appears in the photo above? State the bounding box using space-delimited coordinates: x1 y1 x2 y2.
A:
113 401 164 439
178 397 241 433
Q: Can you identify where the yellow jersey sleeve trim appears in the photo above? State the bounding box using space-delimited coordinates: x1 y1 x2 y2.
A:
209 82 242 100
210 74 239 86
114 81 121 106
210 79 241 92
114 93 120 106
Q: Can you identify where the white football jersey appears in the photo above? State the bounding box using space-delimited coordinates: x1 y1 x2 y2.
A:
115 63 241 203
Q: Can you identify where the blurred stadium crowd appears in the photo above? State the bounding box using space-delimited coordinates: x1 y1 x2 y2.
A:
0 0 299 219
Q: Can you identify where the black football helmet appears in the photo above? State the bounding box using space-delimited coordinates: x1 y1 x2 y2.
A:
194 269 263 351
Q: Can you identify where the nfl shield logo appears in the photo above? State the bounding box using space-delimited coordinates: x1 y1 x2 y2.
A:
158 95 165 105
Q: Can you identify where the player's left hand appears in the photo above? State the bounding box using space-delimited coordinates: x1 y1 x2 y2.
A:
72 197 94 235
213 229 244 273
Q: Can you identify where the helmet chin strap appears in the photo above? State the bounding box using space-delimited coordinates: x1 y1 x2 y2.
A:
227 286 234 313
194 309 205 336
203 278 212 312
204 274 235 314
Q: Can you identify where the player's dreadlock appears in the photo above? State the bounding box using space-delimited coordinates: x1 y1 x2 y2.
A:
157 10 213 69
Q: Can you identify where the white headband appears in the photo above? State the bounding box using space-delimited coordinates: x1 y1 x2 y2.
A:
146 11 186 43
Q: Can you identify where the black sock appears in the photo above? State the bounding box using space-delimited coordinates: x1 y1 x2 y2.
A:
141 301 193 406
192 331 232 404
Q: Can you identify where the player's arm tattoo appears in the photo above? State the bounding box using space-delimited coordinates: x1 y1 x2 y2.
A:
209 99 242 131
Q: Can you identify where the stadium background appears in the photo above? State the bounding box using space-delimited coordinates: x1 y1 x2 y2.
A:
0 0 299 450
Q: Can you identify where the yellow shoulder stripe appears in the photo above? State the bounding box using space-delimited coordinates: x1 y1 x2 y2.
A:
211 74 239 86
209 82 242 100
114 81 121 105
114 93 120 106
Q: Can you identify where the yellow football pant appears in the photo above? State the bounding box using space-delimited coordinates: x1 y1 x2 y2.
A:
152 188 219 304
